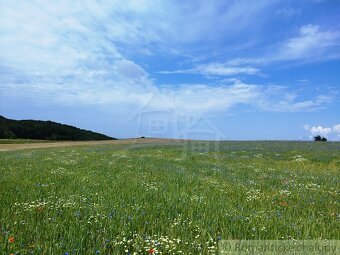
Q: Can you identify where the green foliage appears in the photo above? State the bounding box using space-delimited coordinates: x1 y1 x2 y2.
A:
0 115 115 141
0 141 339 254
314 135 327 142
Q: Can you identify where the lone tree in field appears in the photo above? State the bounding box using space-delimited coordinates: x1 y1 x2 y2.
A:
314 135 327 142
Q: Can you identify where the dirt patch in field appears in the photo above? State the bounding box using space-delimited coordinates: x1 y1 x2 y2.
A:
0 138 185 152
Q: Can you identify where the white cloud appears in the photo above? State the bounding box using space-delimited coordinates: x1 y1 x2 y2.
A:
275 7 301 19
0 0 272 83
196 63 259 76
300 24 319 35
225 24 340 66
0 75 332 115
159 63 259 76
309 126 332 136
256 90 332 112
333 124 340 133
164 24 340 78
304 124 340 140
277 24 340 60
155 0 276 45
114 60 149 81
0 1 336 116
303 124 310 130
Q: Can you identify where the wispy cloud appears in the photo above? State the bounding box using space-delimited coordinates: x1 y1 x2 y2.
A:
1 75 332 115
159 24 340 77
275 7 301 19
333 124 340 134
277 24 340 61
159 63 259 76
0 1 337 121
224 24 340 67
259 95 332 112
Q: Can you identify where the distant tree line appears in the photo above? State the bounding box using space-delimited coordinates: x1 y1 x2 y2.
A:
0 116 116 141
314 135 327 142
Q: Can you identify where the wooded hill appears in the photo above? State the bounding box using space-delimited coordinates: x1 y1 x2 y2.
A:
0 116 116 141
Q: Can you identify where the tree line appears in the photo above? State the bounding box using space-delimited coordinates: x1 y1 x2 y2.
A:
0 116 116 141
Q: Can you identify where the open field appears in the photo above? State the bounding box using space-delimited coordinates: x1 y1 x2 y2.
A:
0 139 55 144
0 141 339 254
0 138 183 152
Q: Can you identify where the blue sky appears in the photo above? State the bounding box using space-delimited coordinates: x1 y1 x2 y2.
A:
0 0 339 140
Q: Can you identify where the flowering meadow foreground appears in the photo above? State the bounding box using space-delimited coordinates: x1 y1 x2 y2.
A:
0 141 339 254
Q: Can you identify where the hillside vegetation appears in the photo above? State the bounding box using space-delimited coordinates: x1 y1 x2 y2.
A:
0 116 115 141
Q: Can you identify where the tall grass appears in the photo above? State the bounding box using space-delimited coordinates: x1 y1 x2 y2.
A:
0 141 339 254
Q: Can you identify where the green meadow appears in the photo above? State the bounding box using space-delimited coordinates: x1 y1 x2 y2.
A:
0 141 339 254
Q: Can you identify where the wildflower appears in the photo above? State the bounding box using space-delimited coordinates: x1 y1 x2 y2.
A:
280 201 288 207
37 206 44 212
8 237 15 243
148 249 155 253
